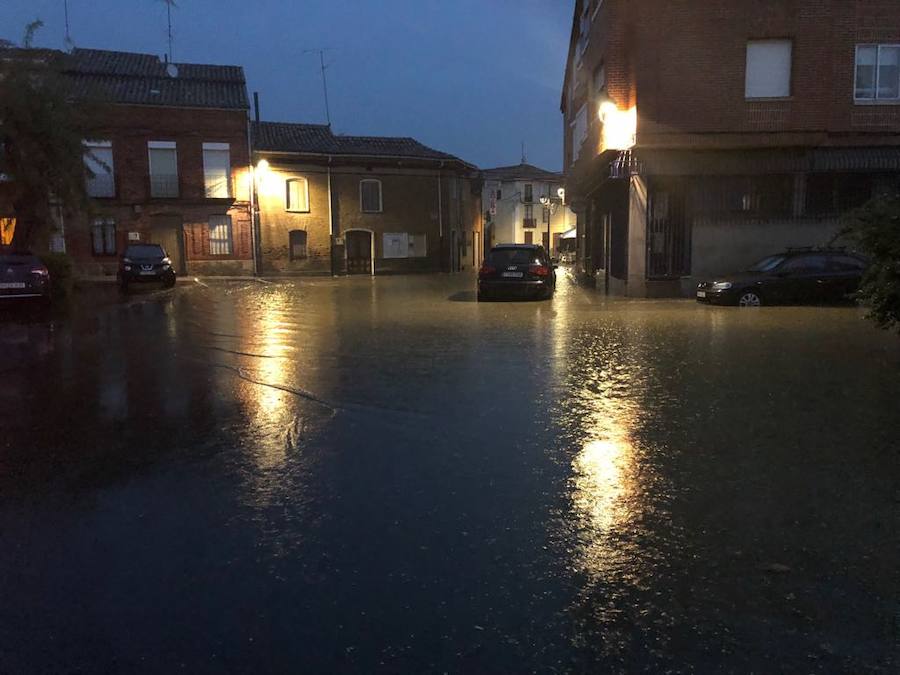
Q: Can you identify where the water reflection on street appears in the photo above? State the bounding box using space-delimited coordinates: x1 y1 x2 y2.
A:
1 274 897 673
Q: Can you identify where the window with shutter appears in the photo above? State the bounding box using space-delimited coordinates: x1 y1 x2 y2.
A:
360 179 383 213
286 178 310 212
203 143 231 198
289 230 308 260
209 215 233 255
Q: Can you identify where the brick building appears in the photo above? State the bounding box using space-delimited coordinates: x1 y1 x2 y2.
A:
16 48 254 277
252 122 481 275
562 0 900 296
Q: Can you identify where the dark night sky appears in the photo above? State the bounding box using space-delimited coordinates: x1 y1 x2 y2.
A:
0 0 573 170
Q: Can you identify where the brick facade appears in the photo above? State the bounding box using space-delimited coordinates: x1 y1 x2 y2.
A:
71 105 253 277
563 0 900 296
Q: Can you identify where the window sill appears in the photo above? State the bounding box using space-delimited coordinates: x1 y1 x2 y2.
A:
853 98 900 106
745 96 793 102
360 210 383 214
285 209 311 214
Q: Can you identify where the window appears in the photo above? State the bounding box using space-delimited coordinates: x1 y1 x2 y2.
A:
360 179 382 213
745 40 793 98
496 188 502 201
576 1 592 64
571 105 588 164
593 64 606 94
524 204 536 228
202 143 231 198
286 178 310 212
781 255 828 273
91 218 116 255
382 233 427 259
830 255 867 272
84 140 115 198
689 175 793 217
148 141 178 198
289 230 307 260
855 45 900 101
805 173 874 215
524 184 533 203
208 215 233 255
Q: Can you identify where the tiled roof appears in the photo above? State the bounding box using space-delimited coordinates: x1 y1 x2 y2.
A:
63 48 249 109
252 121 470 165
481 162 563 182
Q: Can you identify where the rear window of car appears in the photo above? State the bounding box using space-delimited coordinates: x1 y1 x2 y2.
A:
125 245 164 258
0 254 38 265
830 255 867 271
488 248 541 266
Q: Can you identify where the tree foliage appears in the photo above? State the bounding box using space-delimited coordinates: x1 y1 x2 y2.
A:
842 191 900 333
0 22 95 250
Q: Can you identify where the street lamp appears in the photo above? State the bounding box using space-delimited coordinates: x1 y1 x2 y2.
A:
540 194 561 257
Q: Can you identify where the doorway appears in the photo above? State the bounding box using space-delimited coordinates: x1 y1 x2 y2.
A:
345 229 373 275
150 215 186 274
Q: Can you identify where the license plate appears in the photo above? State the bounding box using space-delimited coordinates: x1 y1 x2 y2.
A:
502 272 524 278
0 282 26 289
696 290 707 298
139 271 156 276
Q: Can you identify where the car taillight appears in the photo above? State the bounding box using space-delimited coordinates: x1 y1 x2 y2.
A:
529 264 550 277
30 267 49 277
479 264 496 277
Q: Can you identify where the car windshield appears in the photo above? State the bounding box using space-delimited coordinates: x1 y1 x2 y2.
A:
747 255 786 272
489 248 540 266
125 245 165 258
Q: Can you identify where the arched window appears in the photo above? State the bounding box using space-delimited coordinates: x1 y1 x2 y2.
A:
285 177 310 212
359 179 383 213
289 230 308 260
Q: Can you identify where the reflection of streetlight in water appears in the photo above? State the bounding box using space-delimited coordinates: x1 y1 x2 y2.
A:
572 438 627 535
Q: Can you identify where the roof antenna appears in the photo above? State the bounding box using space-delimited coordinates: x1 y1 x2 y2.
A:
161 0 176 62
303 48 335 128
521 141 527 165
63 0 74 50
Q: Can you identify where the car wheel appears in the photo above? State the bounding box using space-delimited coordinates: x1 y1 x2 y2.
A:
164 277 176 289
738 290 762 307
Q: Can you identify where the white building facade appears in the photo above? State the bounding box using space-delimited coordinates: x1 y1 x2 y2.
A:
481 163 575 256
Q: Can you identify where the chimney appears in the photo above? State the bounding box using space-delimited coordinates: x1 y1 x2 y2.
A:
254 92 261 122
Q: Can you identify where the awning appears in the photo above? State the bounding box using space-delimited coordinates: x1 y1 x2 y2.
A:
561 227 577 239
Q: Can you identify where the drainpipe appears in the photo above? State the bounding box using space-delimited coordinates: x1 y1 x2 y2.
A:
437 162 444 271
327 156 334 276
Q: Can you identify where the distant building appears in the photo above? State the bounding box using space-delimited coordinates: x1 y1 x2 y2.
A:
562 0 900 296
251 122 482 275
62 48 253 277
481 163 575 256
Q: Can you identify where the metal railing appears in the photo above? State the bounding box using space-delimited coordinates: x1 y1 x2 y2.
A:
150 174 179 198
86 174 115 198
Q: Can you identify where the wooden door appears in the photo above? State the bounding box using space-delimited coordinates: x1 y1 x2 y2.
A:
345 230 372 275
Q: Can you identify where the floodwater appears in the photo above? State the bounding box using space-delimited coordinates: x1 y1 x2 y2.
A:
1 273 898 673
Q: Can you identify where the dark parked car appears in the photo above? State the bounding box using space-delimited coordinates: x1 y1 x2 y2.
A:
696 248 868 307
0 252 51 303
118 244 176 291
478 244 556 301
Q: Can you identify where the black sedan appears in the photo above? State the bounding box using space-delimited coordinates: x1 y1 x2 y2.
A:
0 252 51 303
696 248 868 307
478 244 556 301
118 244 177 291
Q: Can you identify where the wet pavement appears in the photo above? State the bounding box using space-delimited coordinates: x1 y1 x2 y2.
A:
1 273 898 673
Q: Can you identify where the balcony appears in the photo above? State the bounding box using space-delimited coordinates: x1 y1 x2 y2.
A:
523 218 537 229
86 174 115 198
150 174 179 198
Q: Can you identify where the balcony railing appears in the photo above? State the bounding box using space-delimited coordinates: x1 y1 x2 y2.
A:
523 218 537 229
86 174 115 198
150 174 179 198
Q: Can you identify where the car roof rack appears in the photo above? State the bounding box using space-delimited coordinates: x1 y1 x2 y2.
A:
786 245 847 253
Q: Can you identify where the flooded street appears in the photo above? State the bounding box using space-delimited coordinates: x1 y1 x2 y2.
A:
1 273 898 673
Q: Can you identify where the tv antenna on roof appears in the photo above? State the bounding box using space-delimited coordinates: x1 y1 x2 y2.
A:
303 48 336 128
63 0 74 50
160 0 176 62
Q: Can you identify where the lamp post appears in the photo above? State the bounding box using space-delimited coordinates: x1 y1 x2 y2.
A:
540 187 565 258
